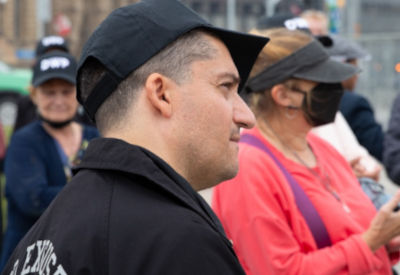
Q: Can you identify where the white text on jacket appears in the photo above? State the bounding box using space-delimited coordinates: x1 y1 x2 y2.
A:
9 240 67 275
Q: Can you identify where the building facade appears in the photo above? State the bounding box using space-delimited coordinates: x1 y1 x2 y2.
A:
1 0 400 68
0 0 139 65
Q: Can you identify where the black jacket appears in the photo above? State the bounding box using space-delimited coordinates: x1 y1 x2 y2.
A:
339 91 384 161
2 138 244 275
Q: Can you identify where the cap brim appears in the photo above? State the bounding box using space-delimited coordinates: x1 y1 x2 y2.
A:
203 26 269 91
33 72 76 87
293 58 360 83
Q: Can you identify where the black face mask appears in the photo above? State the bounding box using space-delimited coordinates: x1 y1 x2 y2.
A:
289 83 344 127
39 114 74 129
302 83 344 127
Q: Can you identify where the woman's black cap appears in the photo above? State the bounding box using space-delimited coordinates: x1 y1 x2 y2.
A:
35 35 69 57
32 51 77 87
76 0 269 120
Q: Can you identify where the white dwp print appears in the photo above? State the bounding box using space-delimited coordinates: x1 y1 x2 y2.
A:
40 57 70 72
9 240 67 275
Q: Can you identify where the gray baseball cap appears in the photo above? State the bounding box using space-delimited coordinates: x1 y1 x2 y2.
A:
245 38 359 94
326 34 370 62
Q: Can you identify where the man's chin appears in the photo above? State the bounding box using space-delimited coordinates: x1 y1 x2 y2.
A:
219 163 239 183
194 166 238 191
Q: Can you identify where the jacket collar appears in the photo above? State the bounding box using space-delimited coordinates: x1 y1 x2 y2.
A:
74 138 231 247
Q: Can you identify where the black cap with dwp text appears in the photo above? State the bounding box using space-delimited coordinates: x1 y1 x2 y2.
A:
32 51 77 87
257 14 311 33
35 35 69 57
257 14 333 47
76 0 269 120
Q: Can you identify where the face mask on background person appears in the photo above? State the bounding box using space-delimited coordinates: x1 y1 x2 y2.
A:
289 83 344 127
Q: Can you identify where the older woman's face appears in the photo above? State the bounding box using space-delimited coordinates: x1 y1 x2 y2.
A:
32 79 78 122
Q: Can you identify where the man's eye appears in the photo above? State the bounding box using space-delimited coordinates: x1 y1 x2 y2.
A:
221 82 233 90
63 89 74 96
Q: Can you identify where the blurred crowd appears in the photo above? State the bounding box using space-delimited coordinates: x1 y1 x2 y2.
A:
1 1 400 274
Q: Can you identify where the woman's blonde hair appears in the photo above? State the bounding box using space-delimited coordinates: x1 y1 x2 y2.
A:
247 28 313 117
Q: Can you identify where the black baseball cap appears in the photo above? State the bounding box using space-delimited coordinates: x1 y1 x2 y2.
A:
77 0 269 120
32 51 77 87
257 14 333 47
257 14 310 32
35 35 69 57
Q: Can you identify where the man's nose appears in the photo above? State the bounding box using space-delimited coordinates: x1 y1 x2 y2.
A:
233 93 255 129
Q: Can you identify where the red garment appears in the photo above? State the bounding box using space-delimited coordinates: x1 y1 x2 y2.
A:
213 127 396 275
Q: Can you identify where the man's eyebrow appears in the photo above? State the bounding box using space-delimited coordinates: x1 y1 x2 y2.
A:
216 72 241 84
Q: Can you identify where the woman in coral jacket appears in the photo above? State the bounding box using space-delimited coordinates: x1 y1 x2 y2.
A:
212 28 400 275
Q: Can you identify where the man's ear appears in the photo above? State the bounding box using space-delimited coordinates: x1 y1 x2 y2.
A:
144 73 173 118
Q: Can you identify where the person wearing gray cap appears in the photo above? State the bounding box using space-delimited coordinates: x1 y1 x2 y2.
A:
384 90 400 185
326 34 384 162
213 27 400 274
1 0 268 274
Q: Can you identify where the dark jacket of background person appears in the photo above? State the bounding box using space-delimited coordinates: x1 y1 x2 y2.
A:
12 96 37 133
384 93 400 184
339 91 384 161
2 138 245 274
0 121 98 269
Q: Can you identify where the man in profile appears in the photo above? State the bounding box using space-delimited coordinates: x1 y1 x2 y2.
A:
2 0 268 274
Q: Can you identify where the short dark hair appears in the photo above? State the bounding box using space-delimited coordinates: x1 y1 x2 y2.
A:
79 29 217 134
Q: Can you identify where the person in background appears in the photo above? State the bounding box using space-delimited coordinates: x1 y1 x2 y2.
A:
313 111 381 180
13 36 70 133
313 34 382 180
1 0 268 273
0 51 99 269
274 0 304 16
13 35 92 133
35 35 70 57
301 11 384 161
383 95 400 185
301 9 329 35
0 123 6 248
265 14 387 208
256 13 382 181
213 28 400 275
328 34 384 161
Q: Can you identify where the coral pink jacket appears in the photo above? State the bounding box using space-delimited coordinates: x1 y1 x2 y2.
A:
213 127 397 275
